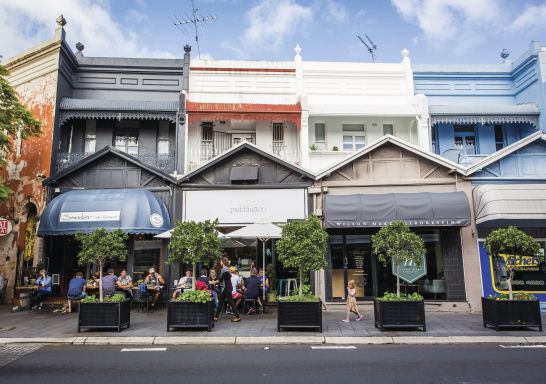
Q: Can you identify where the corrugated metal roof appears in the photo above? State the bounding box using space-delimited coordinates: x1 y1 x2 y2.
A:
429 103 539 115
60 97 178 111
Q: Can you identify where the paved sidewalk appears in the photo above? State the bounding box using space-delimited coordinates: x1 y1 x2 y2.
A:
0 304 544 342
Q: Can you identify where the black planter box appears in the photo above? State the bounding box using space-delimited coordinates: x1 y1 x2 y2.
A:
78 299 131 333
277 301 322 332
374 299 426 331
482 297 543 331
167 301 214 332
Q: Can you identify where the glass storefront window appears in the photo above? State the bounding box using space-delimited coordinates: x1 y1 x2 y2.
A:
133 240 161 281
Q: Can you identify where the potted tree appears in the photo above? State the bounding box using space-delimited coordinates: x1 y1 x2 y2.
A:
167 219 221 331
276 215 328 332
75 228 129 332
482 226 543 331
372 221 427 331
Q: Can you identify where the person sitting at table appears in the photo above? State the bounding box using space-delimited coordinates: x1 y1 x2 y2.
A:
258 268 269 296
32 269 52 310
144 268 165 307
208 269 220 310
230 267 243 310
244 268 263 313
116 269 133 298
102 269 118 297
66 271 87 313
198 269 209 285
172 270 193 299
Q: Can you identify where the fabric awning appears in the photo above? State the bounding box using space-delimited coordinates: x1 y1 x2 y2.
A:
474 184 546 227
59 97 178 124
324 192 471 228
430 104 539 126
38 188 170 236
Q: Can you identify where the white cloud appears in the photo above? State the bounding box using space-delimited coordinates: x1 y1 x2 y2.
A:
508 4 546 31
411 36 419 45
243 0 312 49
322 0 349 23
0 0 175 61
391 0 503 53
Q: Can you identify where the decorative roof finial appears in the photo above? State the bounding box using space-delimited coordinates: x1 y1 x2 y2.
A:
294 44 302 56
76 42 84 53
184 44 191 53
56 15 67 27
401 48 409 58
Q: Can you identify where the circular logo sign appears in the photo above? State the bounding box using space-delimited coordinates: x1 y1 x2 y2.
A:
0 218 13 236
149 213 164 228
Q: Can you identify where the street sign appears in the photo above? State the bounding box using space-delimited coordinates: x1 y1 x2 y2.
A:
0 218 12 236
392 255 427 283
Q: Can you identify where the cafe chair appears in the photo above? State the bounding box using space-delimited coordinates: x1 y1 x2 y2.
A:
132 288 151 312
431 279 447 300
243 298 260 315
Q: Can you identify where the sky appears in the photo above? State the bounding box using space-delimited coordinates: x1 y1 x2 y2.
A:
1 0 546 65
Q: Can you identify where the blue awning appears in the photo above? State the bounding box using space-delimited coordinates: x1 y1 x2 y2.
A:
38 188 170 236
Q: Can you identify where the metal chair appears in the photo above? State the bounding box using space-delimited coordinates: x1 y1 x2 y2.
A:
132 288 151 312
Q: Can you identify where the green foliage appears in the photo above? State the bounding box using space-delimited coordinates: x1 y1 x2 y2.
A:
0 65 42 200
377 292 423 301
265 263 276 289
81 295 98 303
484 226 542 300
276 215 328 295
488 292 537 301
168 220 221 266
372 221 426 297
309 143 318 151
175 289 212 303
81 293 126 303
278 294 319 302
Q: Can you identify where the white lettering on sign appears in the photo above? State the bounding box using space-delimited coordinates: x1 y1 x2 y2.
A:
60 211 121 223
0 218 12 236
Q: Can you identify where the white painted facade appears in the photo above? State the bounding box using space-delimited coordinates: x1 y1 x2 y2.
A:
186 48 430 172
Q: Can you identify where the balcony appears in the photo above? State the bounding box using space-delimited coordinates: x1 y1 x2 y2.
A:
55 152 176 174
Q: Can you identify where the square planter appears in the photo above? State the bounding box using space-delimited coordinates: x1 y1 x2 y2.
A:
277 301 322 332
167 300 214 332
374 299 426 332
482 297 543 331
78 299 131 333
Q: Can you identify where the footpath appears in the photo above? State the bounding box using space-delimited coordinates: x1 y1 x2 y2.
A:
1 304 545 346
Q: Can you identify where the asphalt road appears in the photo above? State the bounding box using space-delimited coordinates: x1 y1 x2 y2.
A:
1 343 545 384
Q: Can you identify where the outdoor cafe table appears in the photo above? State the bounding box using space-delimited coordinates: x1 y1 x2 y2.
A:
14 286 37 310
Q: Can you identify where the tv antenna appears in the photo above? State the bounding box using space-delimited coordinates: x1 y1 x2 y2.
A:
171 0 217 58
357 34 377 62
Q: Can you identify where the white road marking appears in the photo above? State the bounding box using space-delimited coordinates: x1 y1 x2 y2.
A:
311 346 357 350
120 348 167 352
499 344 546 349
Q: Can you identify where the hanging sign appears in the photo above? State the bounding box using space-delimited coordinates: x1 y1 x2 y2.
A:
392 255 427 283
0 218 13 236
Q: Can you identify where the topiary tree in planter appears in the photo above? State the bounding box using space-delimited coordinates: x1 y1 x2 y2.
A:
372 221 426 298
75 228 128 302
168 219 221 291
484 226 541 300
276 215 328 297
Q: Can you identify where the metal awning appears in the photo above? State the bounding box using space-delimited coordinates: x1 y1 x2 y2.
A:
430 104 539 126
59 97 178 124
474 184 546 227
324 192 471 228
38 188 171 236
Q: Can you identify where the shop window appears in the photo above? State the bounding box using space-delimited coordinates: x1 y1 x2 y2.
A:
494 124 504 151
342 124 365 151
114 127 139 155
157 123 170 155
133 240 161 281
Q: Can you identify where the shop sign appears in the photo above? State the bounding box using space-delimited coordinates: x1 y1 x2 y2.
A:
392 255 427 283
330 219 468 228
60 211 121 222
499 253 541 271
0 217 12 236
149 213 164 228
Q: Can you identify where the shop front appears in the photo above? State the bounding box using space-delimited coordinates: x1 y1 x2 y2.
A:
37 147 175 295
177 142 314 286
311 136 481 310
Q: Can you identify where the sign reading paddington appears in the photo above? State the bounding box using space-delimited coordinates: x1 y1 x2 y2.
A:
60 211 121 223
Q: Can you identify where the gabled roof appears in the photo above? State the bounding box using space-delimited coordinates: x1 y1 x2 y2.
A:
43 146 177 185
177 141 315 183
315 135 466 180
465 131 546 175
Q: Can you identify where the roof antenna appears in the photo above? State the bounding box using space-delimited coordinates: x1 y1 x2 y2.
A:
171 0 217 59
357 34 377 62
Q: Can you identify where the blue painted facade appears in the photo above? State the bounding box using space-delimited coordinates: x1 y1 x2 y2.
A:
414 42 546 162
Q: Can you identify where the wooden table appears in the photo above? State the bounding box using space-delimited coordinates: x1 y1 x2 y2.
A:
13 286 37 310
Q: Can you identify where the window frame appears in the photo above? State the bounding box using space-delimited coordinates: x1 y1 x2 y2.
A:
342 123 366 151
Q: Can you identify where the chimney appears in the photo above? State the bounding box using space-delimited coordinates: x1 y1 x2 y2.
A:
183 45 191 93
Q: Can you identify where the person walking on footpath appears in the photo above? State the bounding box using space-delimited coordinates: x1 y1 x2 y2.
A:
213 257 241 322
342 280 363 322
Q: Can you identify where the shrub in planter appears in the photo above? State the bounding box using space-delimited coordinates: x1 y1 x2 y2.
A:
482 292 542 331
167 290 214 331
79 294 131 332
372 221 427 331
276 216 328 332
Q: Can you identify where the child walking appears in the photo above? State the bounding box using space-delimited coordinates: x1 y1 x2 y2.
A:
342 280 363 322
